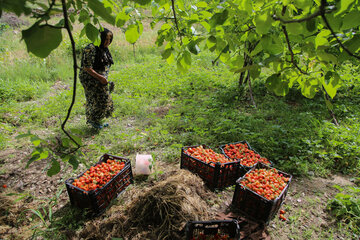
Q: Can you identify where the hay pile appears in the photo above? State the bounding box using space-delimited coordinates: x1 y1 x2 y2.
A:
80 169 212 240
0 191 32 239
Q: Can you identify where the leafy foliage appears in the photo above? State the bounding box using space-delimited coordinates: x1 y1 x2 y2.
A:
327 184 360 235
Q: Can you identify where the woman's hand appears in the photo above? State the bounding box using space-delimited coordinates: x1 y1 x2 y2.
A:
84 67 108 85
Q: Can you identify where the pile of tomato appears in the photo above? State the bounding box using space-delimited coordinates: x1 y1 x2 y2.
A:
191 233 231 240
72 159 126 191
223 143 271 167
239 168 290 200
185 146 236 166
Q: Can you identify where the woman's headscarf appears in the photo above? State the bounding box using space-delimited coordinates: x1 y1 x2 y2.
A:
93 28 114 71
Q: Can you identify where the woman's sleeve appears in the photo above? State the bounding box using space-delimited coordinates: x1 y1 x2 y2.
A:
82 44 96 69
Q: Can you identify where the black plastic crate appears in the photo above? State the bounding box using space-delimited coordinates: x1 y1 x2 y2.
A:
220 141 272 175
181 145 240 190
231 162 292 225
65 154 133 216
185 220 240 240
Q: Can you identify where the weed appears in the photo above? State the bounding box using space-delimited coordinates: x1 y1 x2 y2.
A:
327 185 360 236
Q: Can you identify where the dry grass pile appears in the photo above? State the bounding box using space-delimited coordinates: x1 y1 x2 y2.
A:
0 190 32 239
80 169 212 240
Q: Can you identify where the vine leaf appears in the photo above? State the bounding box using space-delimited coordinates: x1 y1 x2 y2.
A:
85 23 101 46
125 24 142 44
87 0 116 25
266 74 289 96
22 22 63 58
47 160 61 177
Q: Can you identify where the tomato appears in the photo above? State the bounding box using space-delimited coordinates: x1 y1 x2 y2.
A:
239 168 289 201
72 160 126 191
223 143 271 167
279 214 287 221
185 146 236 166
2 184 7 188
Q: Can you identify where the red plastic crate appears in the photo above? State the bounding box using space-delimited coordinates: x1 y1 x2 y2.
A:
185 220 240 240
231 162 292 225
65 154 133 216
180 145 241 190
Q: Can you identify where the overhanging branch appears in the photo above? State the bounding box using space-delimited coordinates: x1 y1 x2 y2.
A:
61 0 81 150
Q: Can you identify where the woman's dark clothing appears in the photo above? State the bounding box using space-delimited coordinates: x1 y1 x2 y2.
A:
79 43 114 125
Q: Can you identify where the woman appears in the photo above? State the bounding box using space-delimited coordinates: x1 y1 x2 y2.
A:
79 28 114 129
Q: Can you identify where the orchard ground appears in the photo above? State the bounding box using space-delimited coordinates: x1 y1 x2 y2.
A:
0 12 359 240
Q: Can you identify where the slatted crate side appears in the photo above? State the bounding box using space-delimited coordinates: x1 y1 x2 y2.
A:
181 145 240 190
185 220 240 240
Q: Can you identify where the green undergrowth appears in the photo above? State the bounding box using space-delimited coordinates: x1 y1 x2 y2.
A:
1 17 360 239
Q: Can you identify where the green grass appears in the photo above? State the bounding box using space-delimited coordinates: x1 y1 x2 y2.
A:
0 20 360 238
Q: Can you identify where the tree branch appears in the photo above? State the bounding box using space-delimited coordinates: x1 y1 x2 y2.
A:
171 0 182 43
319 0 360 60
43 23 64 29
273 10 323 23
282 26 308 74
61 0 81 150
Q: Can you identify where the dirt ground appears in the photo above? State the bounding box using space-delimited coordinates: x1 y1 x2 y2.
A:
0 139 357 240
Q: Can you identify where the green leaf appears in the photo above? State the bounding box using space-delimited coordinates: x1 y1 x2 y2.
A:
125 24 140 44
69 135 82 147
229 55 244 72
39 151 49 160
85 23 100 46
237 0 253 15
79 9 90 23
255 13 272 35
317 51 337 64
286 23 304 35
15 132 33 139
315 30 330 49
209 9 229 27
26 154 40 168
301 78 318 98
87 0 116 25
177 51 192 73
30 135 42 146
161 48 172 59
343 34 360 53
188 41 201 55
265 74 289 96
335 0 355 16
22 22 63 58
294 0 312 10
341 10 360 30
47 160 61 177
261 35 283 55
1 0 31 17
325 14 343 32
116 12 130 27
200 21 211 32
206 36 217 52
196 1 208 8
68 156 79 170
250 43 263 57
323 71 341 99
306 18 317 32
